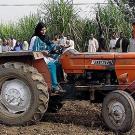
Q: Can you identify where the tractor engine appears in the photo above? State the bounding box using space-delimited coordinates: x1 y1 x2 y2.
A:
60 49 118 87
66 70 117 85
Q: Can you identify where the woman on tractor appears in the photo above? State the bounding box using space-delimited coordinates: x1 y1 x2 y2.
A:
29 22 64 94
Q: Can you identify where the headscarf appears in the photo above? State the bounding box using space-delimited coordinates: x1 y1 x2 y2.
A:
33 22 48 42
33 22 55 50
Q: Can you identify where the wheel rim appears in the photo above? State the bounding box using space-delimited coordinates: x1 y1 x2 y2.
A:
0 79 31 114
108 101 126 126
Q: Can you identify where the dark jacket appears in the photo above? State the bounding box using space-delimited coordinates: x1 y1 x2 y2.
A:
115 38 129 52
98 37 108 52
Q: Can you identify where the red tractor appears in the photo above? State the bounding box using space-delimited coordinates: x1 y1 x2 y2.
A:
0 22 135 133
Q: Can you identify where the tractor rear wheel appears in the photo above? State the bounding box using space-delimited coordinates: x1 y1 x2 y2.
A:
0 62 49 125
102 90 135 133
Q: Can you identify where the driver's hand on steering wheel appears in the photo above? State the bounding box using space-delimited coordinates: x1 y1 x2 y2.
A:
42 50 49 56
60 44 66 48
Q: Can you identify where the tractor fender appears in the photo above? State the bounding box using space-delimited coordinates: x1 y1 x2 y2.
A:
0 51 51 91
32 52 51 91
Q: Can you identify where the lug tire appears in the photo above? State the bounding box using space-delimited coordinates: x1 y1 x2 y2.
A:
0 62 49 125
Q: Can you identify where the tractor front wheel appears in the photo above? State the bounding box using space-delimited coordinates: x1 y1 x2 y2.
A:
102 90 135 133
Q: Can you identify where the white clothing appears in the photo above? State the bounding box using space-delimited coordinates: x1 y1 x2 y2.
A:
128 38 135 52
109 38 118 52
2 45 9 52
44 57 55 64
29 36 36 51
63 39 75 53
59 37 67 45
23 41 29 50
88 38 99 53
0 45 2 53
116 39 122 53
12 39 16 48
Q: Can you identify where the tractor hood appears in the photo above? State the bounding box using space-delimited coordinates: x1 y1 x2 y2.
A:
60 49 135 77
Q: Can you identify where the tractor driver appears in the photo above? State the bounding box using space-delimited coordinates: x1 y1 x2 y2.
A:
29 22 65 94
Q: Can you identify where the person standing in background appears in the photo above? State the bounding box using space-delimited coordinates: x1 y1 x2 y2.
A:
115 32 129 52
98 34 108 52
61 34 75 53
128 31 135 52
13 40 23 51
66 35 74 49
88 33 99 53
0 38 3 53
23 41 29 51
11 36 17 49
109 32 118 52
2 38 9 52
52 33 60 45
59 32 67 46
7 38 13 51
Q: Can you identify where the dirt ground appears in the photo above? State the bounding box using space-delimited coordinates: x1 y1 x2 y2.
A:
0 100 134 135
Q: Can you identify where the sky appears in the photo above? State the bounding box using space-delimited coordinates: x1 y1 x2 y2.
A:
0 0 107 23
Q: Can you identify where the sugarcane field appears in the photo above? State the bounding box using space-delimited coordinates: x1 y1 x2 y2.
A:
0 0 135 135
